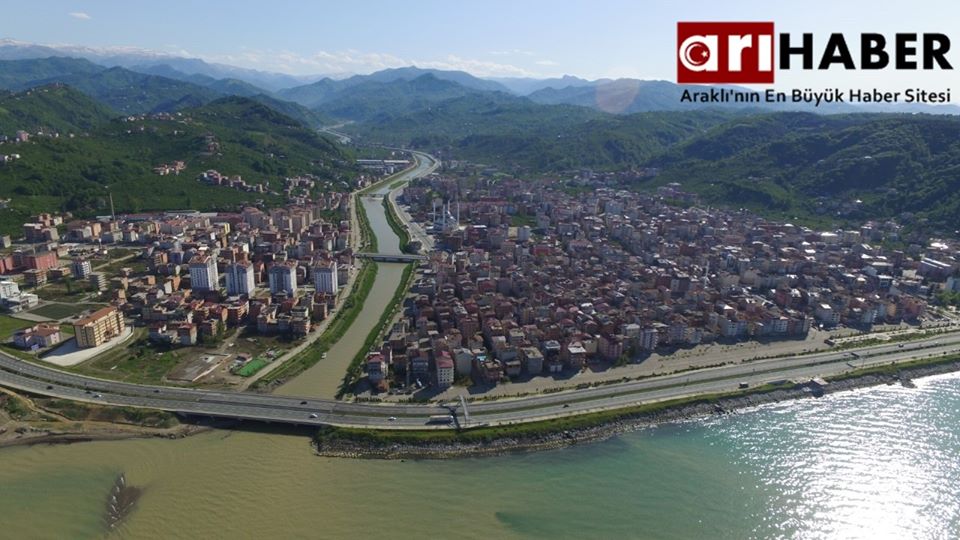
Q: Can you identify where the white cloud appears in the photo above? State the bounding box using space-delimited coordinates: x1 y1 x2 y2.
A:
535 60 559 66
2 38 544 78
489 49 536 57
206 49 537 77
416 55 534 77
68 12 92 20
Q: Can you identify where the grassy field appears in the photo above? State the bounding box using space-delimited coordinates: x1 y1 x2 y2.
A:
54 324 295 385
29 303 105 321
34 280 95 302
510 213 537 227
0 343 35 361
235 357 269 377
69 331 183 384
382 196 411 253
0 314 31 337
34 398 178 428
356 194 377 252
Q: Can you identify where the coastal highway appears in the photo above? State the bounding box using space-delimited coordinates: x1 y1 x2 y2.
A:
2 333 959 430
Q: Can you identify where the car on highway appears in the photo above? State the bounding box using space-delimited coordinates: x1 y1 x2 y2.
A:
388 416 397 422
93 393 103 399
46 385 53 390
300 400 308 405
308 413 319 419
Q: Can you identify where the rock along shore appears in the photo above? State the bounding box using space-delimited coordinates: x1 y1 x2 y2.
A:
313 360 960 460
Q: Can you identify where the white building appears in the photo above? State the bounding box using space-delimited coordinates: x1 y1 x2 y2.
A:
0 280 20 299
640 327 659 351
815 304 840 326
312 261 338 294
225 261 256 296
436 356 454 389
71 258 92 279
947 276 960 293
517 225 531 243
189 255 219 292
268 262 298 296
0 280 38 313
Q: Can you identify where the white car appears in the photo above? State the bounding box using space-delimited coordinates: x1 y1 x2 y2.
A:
388 416 397 422
308 413 319 419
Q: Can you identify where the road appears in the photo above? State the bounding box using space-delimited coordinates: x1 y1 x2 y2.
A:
380 150 439 252
2 332 959 430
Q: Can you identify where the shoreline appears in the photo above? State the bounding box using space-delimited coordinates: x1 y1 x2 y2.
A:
312 358 960 460
3 358 959 455
0 421 210 449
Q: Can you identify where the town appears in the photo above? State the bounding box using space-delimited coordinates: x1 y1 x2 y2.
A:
3 163 960 394
0 150 412 384
359 169 959 395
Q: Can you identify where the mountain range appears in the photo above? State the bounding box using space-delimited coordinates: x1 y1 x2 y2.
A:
0 39 314 91
5 39 957 115
1 40 959 234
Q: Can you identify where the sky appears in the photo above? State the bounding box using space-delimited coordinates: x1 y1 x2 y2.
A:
3 0 958 94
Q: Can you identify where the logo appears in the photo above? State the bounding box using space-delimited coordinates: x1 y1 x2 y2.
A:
677 23 954 85
677 22 775 84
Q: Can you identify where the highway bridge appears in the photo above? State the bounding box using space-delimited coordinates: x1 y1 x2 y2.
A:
1 333 959 430
355 252 426 262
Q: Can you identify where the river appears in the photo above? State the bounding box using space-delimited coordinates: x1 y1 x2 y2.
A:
4 163 960 538
274 167 416 397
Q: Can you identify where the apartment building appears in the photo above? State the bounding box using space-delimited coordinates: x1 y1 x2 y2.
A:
225 261 256 296
312 261 338 294
74 306 125 348
189 255 220 291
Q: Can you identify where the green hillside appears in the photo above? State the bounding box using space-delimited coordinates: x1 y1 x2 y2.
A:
639 112 960 232
346 91 732 170
248 93 333 128
0 84 113 134
315 74 486 121
0 57 104 89
0 58 325 120
51 66 223 114
0 95 355 236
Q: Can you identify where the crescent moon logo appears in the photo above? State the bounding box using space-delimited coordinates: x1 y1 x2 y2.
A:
683 41 711 67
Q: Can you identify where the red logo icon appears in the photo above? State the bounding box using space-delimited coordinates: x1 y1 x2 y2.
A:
677 22 775 84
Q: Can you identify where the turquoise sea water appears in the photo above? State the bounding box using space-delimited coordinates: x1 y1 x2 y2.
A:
2 372 958 539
